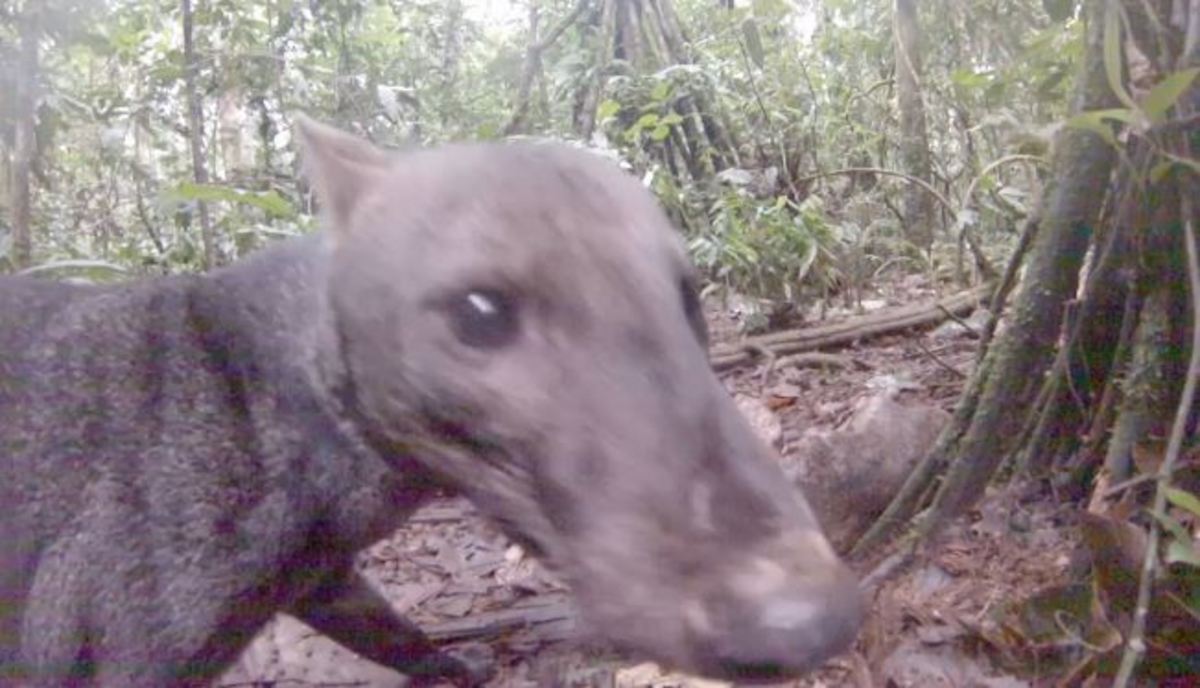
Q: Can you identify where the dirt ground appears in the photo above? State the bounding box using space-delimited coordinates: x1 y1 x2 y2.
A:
222 283 1093 688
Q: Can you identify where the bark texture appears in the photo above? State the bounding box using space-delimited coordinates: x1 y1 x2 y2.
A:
182 0 216 270
10 4 40 270
893 0 935 253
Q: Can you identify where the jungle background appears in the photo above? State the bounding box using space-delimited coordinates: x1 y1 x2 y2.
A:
2 0 1198 686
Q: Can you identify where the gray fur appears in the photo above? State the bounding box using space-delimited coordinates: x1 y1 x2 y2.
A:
1 120 862 686
1 234 464 685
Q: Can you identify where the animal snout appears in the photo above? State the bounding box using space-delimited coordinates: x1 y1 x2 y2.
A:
689 555 865 682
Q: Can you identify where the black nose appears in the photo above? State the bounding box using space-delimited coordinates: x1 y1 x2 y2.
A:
697 566 865 681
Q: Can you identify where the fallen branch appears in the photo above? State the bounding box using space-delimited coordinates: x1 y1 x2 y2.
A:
425 593 577 645
709 285 992 371
775 351 871 371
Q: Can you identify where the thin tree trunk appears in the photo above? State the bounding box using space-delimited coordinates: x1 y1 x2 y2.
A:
854 0 1120 554
182 0 216 270
573 0 617 140
1100 178 1190 479
438 0 465 127
633 0 667 66
334 0 352 116
648 0 737 166
893 0 935 253
506 3 543 137
673 95 713 179
922 0 1119 523
614 0 642 64
505 0 590 137
10 4 41 270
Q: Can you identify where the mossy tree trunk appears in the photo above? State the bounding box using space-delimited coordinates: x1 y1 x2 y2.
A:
855 0 1131 554
892 0 935 254
857 0 1200 586
182 0 216 271
10 3 41 270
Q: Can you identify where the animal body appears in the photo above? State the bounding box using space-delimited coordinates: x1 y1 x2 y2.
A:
0 117 863 686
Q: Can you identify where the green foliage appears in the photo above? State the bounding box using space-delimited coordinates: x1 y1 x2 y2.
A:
1162 487 1200 568
605 69 693 146
18 259 130 282
1070 59 1200 177
1143 68 1200 124
2 0 1084 298
689 191 833 304
165 183 295 220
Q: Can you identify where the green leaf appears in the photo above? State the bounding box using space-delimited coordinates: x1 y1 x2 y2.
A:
1165 151 1200 176
1035 67 1070 100
950 68 990 90
1166 539 1200 567
650 81 671 102
1102 4 1138 112
1065 108 1135 148
650 125 671 141
634 112 660 129
1149 160 1174 184
660 112 684 126
168 183 295 219
20 259 129 277
475 122 499 140
1152 506 1190 549
597 99 621 121
1096 108 1136 124
1065 111 1119 147
148 63 185 82
1143 67 1200 123
794 235 818 281
1165 487 1200 518
742 17 765 68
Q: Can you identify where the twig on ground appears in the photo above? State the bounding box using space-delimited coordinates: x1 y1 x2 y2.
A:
916 338 966 379
936 304 981 338
1099 473 1158 499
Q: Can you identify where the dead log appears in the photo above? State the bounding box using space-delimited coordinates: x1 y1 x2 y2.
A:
709 285 992 371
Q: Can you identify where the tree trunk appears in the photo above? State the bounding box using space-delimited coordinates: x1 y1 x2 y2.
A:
572 0 617 140
182 0 216 271
1099 174 1190 479
10 4 41 270
854 0 1121 554
892 0 935 253
505 3 543 137
570 0 733 176
921 0 1119 523
438 0 465 128
505 0 590 137
613 0 641 64
650 0 737 168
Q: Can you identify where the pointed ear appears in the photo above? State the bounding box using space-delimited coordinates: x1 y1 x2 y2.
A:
294 114 393 232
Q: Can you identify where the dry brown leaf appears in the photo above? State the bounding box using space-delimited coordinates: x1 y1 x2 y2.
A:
1131 437 1167 476
765 394 798 410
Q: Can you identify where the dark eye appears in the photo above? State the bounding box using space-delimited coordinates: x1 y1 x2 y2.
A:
446 288 520 349
680 277 708 346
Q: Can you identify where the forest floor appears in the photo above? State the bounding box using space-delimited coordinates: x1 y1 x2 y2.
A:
222 279 1089 688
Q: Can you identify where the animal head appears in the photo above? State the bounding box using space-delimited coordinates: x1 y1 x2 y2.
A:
298 117 863 682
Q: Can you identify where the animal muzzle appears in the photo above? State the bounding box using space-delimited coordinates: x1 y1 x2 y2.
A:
439 343 866 680
685 542 865 681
